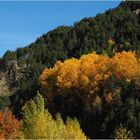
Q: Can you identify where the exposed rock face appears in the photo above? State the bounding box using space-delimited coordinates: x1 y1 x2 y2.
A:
1 60 28 95
0 73 10 96
133 9 140 15
6 60 20 86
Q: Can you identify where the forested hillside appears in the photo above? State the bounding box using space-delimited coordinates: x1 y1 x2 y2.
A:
0 1 140 139
39 51 140 138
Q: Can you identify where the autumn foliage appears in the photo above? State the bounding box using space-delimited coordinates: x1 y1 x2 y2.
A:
115 124 134 139
21 93 86 139
39 51 140 105
0 111 20 139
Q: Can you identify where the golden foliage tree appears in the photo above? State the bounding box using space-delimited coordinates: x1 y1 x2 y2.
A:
39 51 140 106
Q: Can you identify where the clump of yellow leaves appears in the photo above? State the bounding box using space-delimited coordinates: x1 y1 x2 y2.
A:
112 51 139 80
107 38 116 47
39 51 140 104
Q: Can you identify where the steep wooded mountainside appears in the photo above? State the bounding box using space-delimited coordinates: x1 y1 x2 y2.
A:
0 1 140 139
0 0 139 131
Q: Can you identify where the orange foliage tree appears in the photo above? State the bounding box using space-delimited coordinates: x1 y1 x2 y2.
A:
0 111 20 139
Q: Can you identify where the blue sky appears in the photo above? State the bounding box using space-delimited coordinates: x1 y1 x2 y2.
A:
0 1 121 57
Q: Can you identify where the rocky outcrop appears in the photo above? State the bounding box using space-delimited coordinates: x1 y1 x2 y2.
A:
133 9 140 15
5 60 21 87
1 60 29 95
0 73 10 96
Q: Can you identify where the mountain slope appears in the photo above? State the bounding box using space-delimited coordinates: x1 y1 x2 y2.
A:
0 1 140 115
